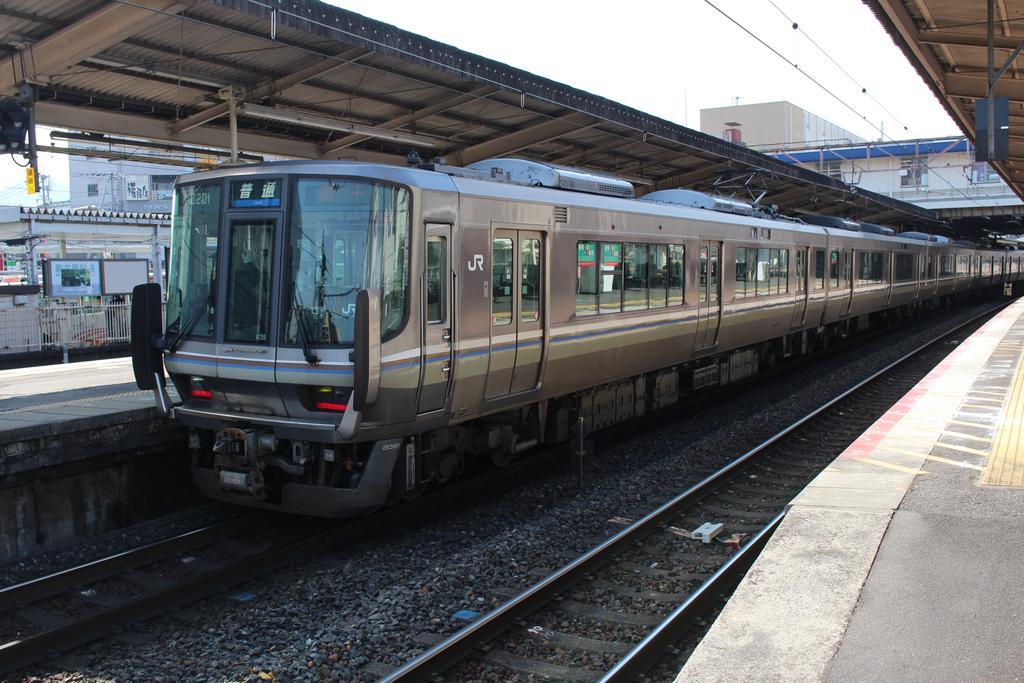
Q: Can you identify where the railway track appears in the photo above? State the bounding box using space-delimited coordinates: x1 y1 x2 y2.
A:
0 447 558 676
380 302 1007 683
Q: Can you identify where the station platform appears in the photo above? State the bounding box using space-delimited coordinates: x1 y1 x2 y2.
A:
679 298 1024 682
0 357 185 562
0 356 143 419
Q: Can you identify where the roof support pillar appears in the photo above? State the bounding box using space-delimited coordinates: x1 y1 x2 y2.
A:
223 86 240 163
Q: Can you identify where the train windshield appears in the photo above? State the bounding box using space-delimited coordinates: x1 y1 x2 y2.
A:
166 183 221 338
286 178 410 346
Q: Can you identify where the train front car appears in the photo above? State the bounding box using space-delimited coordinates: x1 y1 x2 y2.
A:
132 161 456 517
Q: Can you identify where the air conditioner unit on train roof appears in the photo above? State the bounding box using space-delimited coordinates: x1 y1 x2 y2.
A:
465 159 636 198
640 189 753 216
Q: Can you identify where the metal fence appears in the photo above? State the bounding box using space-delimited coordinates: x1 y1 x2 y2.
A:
0 302 137 355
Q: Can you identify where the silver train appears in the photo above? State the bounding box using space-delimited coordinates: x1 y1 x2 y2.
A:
131 158 1019 516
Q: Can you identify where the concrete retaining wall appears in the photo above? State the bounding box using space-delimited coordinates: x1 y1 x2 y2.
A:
0 407 190 562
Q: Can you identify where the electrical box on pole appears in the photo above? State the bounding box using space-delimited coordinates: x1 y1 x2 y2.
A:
25 166 37 194
976 97 1009 162
0 99 28 154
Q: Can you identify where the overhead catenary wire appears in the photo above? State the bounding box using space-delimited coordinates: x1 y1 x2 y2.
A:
705 0 985 210
765 0 914 137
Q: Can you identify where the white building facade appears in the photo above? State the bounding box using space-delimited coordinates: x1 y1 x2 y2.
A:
67 142 194 214
768 137 1023 218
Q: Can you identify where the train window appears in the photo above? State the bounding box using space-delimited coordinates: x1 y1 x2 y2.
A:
649 244 668 309
668 244 685 305
709 245 720 303
288 179 410 345
699 246 708 303
795 249 805 293
492 238 513 326
599 243 623 314
814 250 825 290
521 238 541 323
756 248 771 296
576 241 598 317
940 254 954 277
774 249 788 294
623 243 649 311
167 183 220 339
830 250 840 287
895 253 915 282
735 247 752 299
426 237 446 323
857 252 884 284
225 220 274 344
957 254 969 276
926 255 935 279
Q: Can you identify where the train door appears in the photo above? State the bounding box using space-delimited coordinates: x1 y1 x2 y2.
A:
695 240 721 350
485 229 544 398
791 247 809 327
913 252 921 299
418 224 453 414
219 212 279 383
843 249 854 316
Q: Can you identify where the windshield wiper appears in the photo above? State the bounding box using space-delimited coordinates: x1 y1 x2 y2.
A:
165 293 212 354
292 289 320 366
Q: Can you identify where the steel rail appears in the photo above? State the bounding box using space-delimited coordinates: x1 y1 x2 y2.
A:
379 300 1010 683
599 511 785 682
0 512 270 612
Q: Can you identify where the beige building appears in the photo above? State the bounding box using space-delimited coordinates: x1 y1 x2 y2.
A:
700 101 864 150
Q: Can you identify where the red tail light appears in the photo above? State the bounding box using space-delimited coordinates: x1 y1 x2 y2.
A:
191 389 213 399
314 401 347 412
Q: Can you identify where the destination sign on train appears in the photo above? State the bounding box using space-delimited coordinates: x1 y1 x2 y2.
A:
230 179 281 208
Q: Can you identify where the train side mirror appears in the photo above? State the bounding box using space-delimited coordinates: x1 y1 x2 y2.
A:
352 288 381 410
131 282 164 390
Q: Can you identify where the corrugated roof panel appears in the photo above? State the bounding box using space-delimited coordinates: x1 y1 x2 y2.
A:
54 69 210 106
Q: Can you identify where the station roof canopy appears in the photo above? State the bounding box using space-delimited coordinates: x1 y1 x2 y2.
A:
0 0 952 230
867 0 1024 203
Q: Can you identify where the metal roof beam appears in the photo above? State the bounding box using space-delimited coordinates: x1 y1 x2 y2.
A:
944 72 1024 100
320 85 497 156
34 101 404 165
449 112 596 165
552 134 641 165
918 30 1020 50
170 47 370 134
0 0 190 95
650 162 734 191
768 186 823 206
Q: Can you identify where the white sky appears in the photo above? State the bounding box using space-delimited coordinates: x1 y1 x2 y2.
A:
1 0 959 207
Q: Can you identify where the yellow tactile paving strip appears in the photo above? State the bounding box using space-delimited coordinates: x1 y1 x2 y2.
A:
980 344 1024 487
